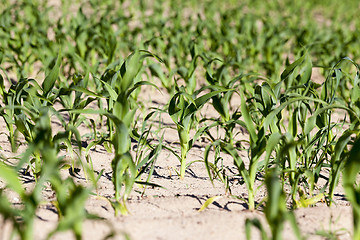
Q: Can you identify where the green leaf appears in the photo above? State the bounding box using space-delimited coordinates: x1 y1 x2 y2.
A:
101 80 118 101
70 86 104 98
126 81 161 98
281 54 305 81
107 114 130 155
149 63 168 88
240 90 257 144
300 55 312 84
0 162 25 196
264 132 282 167
263 96 328 132
42 49 62 95
304 104 353 135
121 50 142 92
168 91 195 116
183 89 231 119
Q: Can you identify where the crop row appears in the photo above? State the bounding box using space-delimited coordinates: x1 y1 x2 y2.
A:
1 0 360 239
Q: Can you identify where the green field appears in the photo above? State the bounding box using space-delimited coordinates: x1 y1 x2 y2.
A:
1 0 360 239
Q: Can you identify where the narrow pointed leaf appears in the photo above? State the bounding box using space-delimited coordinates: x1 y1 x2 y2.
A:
43 49 62 95
198 196 223 212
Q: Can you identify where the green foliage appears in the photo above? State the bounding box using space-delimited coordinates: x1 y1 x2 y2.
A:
0 108 91 240
246 168 302 240
169 86 230 179
343 136 360 240
1 0 360 239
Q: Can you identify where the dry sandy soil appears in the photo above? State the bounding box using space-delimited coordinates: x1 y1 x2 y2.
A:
0 80 354 240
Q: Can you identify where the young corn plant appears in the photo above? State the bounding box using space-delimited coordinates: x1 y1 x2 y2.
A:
31 108 91 240
259 53 342 208
0 107 90 240
326 58 360 205
98 50 162 215
0 71 18 152
205 59 259 145
260 55 316 206
201 66 263 194
55 72 100 127
169 85 230 179
204 54 328 209
204 86 266 210
0 161 38 240
245 168 302 240
0 50 74 179
131 113 164 195
0 77 51 178
298 58 359 209
148 62 175 94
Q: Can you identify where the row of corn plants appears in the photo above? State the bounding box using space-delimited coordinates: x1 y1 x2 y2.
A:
1 0 360 239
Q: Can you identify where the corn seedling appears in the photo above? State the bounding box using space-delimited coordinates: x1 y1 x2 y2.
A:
0 107 90 240
169 85 230 179
246 168 302 240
